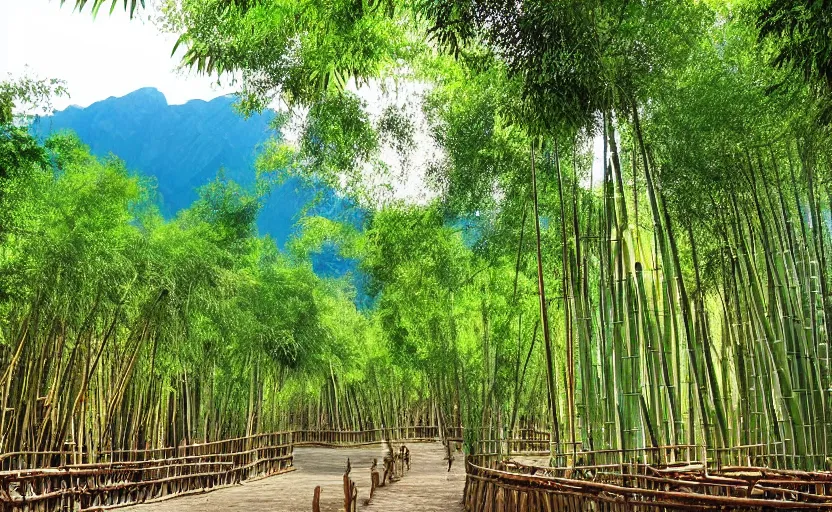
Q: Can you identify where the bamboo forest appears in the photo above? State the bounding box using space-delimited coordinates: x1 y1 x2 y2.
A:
3 0 832 510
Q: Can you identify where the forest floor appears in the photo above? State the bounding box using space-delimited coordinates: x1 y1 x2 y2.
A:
122 443 465 512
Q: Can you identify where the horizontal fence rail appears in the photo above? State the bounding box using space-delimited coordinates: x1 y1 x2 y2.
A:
291 426 441 447
473 434 783 469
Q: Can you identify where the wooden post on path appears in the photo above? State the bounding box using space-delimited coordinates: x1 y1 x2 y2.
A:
312 485 321 512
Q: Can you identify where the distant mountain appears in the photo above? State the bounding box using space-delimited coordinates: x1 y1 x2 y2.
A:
32 88 363 285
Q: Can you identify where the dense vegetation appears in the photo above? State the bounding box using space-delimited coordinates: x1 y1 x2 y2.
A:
3 0 832 471
32 87 362 280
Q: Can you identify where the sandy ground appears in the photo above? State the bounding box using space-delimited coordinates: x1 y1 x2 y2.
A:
121 443 465 512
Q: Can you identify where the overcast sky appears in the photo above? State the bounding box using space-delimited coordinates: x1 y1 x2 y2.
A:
1 0 235 110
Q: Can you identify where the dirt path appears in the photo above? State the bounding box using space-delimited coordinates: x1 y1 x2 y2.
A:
122 443 465 512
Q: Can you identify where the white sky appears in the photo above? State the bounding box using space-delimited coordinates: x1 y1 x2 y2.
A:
1 0 235 110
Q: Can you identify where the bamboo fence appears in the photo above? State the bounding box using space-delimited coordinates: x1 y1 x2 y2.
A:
291 426 440 447
464 445 832 511
0 427 444 511
0 432 294 511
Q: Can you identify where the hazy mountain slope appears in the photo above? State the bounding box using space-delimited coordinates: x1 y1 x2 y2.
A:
32 88 361 276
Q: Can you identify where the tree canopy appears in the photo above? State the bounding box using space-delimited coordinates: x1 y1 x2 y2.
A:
10 0 832 471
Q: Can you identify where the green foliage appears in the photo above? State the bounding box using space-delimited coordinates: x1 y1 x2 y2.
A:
37 0 832 466
0 75 67 125
418 0 709 132
0 125 377 449
160 0 412 109
300 92 379 183
0 77 68 245
422 61 528 215
65 0 145 18
376 104 416 157
255 90 415 205
757 0 832 123
186 174 261 247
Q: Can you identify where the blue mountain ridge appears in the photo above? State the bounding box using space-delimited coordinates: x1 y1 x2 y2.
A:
31 87 364 290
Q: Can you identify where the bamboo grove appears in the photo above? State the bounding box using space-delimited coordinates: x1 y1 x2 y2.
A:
3 0 832 473
0 89 435 458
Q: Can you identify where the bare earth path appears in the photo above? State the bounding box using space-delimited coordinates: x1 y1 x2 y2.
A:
123 443 465 512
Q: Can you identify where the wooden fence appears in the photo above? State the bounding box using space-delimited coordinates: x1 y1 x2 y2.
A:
473 435 779 469
0 432 294 511
0 427 444 511
464 452 832 511
291 426 440 447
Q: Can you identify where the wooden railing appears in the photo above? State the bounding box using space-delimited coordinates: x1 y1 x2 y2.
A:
291 426 440 446
0 432 294 511
0 432 296 471
3 427 803 512
472 439 701 464
445 426 465 441
471 437 781 469
464 457 832 511
0 428 445 511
